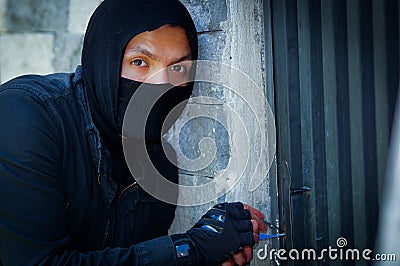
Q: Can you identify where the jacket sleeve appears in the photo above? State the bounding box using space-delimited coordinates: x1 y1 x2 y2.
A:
0 88 177 266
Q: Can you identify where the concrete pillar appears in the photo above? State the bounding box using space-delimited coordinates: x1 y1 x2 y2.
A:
169 1 277 265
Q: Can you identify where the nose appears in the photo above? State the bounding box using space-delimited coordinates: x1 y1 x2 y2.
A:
147 68 169 84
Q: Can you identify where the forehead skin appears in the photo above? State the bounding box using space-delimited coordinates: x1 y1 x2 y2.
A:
121 25 192 82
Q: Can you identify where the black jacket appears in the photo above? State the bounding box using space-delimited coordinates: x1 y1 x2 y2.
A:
0 66 178 265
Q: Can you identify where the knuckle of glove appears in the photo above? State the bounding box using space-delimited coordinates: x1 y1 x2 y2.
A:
187 202 255 265
225 203 251 220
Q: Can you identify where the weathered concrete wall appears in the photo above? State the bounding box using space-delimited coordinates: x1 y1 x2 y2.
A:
169 1 277 266
0 1 276 265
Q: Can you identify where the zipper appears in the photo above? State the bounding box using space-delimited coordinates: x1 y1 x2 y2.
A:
101 181 137 248
101 218 111 249
118 181 138 200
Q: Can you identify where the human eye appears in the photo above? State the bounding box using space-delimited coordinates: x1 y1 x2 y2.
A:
168 64 187 73
131 59 148 68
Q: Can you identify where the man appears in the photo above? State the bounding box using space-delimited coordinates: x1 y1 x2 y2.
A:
0 0 266 265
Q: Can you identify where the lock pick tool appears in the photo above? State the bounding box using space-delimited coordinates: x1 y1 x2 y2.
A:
259 220 285 240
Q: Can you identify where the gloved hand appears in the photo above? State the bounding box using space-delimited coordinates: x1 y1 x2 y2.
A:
171 202 255 266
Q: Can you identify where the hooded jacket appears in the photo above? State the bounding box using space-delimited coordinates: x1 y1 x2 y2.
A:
0 0 197 265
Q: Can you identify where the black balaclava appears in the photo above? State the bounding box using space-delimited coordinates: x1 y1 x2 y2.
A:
82 0 198 188
82 0 198 151
116 79 193 142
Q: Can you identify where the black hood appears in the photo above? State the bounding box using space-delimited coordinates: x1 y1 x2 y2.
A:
81 0 198 144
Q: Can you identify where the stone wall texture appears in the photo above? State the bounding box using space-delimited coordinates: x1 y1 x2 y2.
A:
0 0 100 82
0 1 276 265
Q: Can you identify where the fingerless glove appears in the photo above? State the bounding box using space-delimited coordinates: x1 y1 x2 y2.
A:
171 202 254 266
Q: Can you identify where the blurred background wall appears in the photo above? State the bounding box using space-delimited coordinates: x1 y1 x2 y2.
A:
0 0 101 82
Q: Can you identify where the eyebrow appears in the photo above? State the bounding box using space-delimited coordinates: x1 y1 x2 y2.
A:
127 45 192 65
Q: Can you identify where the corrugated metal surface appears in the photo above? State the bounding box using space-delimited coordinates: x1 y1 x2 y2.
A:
270 0 399 264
